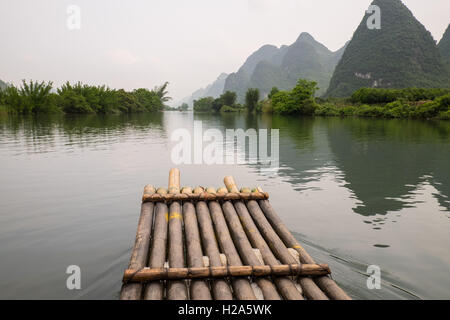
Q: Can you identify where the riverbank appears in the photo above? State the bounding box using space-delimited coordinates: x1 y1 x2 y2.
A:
193 80 450 120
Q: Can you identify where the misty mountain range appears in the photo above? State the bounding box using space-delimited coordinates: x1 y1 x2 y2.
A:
181 0 450 105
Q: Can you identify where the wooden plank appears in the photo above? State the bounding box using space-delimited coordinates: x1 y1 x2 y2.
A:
123 264 331 282
142 191 269 203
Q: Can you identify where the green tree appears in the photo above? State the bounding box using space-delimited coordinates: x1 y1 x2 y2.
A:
153 82 172 103
272 79 318 115
221 91 237 107
245 88 260 113
19 80 56 113
133 88 164 112
268 87 279 99
193 97 215 112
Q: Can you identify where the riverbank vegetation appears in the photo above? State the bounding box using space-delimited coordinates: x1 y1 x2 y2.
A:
193 90 245 113
263 81 450 120
2 79 449 120
193 79 450 120
0 80 171 114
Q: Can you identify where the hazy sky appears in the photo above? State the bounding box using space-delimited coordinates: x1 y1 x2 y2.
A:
0 0 449 104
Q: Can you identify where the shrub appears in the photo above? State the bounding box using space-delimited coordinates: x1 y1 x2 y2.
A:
193 97 215 112
383 100 412 118
438 110 450 120
351 87 450 104
272 79 318 115
220 105 239 113
354 104 385 117
314 103 340 116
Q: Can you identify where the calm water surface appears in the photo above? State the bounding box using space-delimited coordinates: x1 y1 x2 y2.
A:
0 112 449 299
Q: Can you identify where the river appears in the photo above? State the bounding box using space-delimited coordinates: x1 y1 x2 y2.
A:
0 112 449 299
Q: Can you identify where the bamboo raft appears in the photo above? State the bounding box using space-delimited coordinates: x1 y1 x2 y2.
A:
120 169 351 300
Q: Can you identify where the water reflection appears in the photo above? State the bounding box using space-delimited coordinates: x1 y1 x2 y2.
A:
0 113 165 155
326 118 450 216
2 113 449 218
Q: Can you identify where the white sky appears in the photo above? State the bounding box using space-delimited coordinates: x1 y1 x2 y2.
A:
0 0 449 104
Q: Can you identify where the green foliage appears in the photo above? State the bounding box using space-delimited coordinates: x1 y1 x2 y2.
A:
272 79 318 115
193 96 215 112
245 88 260 113
0 80 170 114
315 93 450 120
220 105 242 113
438 110 450 120
268 87 279 99
193 91 239 113
153 82 172 103
0 80 59 114
314 103 340 116
132 88 164 112
259 99 273 113
351 87 450 104
57 90 93 114
116 89 144 113
220 91 237 107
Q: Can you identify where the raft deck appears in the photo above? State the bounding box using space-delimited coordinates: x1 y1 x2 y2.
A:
120 169 351 300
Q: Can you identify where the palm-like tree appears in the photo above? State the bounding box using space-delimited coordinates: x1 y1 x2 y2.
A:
153 82 172 102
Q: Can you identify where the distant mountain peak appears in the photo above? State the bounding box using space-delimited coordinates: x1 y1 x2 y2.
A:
296 32 315 43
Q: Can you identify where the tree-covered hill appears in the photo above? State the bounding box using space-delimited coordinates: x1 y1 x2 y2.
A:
438 24 450 70
326 0 449 97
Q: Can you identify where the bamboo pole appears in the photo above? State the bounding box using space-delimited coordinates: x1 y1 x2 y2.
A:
246 200 329 300
168 168 181 195
124 264 331 282
224 177 303 300
167 169 188 300
233 201 304 300
120 185 156 300
198 200 253 299
224 176 240 193
258 199 351 300
143 200 169 300
142 191 269 203
182 192 212 300
221 200 281 300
